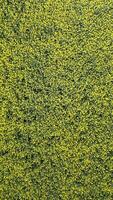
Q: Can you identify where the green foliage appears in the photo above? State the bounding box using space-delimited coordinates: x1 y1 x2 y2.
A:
0 0 113 199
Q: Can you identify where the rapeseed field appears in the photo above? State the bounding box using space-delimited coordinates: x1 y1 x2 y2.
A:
0 0 113 199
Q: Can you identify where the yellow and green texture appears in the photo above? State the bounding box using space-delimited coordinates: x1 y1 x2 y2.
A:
0 0 113 199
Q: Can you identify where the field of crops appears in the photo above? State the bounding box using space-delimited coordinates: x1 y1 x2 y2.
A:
0 0 113 199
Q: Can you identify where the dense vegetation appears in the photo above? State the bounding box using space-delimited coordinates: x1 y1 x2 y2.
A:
0 0 113 199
